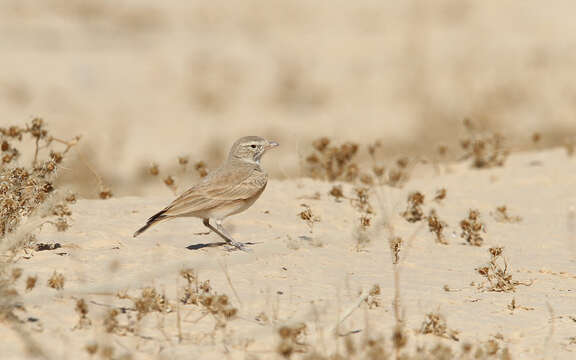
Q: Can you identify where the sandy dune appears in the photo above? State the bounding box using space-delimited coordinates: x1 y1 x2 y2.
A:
2 148 575 359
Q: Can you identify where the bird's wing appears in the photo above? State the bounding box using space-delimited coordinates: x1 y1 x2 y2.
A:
160 166 267 217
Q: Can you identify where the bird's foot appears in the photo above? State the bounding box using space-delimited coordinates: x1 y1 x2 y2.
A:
225 241 252 252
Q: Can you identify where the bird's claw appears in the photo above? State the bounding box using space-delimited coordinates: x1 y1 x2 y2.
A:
225 241 252 252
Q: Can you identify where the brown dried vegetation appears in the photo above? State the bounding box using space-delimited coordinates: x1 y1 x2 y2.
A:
277 323 308 358
460 209 485 246
304 137 360 182
491 205 522 223
460 119 509 169
434 188 447 202
298 204 321 233
475 247 533 292
428 209 448 245
389 237 403 265
418 312 460 341
117 287 172 320
179 269 237 329
401 192 425 223
73 298 92 329
0 119 79 238
364 284 382 309
47 271 65 290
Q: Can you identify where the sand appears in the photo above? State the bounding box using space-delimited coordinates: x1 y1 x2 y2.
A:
1 148 575 359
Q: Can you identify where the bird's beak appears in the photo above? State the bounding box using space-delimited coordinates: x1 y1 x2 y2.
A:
266 141 279 150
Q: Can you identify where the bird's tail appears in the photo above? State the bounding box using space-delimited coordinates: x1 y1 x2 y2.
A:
133 210 167 238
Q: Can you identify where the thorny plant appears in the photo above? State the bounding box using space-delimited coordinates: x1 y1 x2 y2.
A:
179 269 237 330
1 118 79 239
491 205 522 223
428 209 448 245
299 204 320 233
475 247 533 292
460 209 485 246
418 312 460 341
460 119 509 168
401 192 425 223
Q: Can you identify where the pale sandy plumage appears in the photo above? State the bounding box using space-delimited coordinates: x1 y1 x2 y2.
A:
133 136 278 251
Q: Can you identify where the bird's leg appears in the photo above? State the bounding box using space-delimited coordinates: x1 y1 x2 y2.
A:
215 219 230 236
202 218 250 252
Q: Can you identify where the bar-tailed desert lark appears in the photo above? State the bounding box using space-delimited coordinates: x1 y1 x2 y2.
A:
133 136 278 251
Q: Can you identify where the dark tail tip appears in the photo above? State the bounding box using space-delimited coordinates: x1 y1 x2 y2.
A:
133 223 151 238
133 210 166 238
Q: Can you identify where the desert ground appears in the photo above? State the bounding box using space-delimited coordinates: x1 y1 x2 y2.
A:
1 1 576 359
2 147 576 359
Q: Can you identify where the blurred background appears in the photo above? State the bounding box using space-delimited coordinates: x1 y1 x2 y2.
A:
1 0 575 197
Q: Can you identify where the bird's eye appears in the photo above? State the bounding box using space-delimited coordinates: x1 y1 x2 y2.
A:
250 144 257 149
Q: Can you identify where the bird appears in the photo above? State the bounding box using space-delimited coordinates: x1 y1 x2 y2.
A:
133 136 279 251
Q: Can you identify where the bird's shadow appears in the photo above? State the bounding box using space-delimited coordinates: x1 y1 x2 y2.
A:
186 241 259 251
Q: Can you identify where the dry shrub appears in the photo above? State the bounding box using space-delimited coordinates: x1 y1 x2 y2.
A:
298 204 321 233
194 161 208 178
460 209 485 246
401 192 425 223
364 285 382 309
434 188 447 202
427 209 448 245
277 323 308 358
304 137 360 182
385 157 411 188
475 247 533 292
328 185 344 202
74 298 92 329
350 187 374 250
25 276 37 292
47 271 65 290
460 119 509 168
0 118 79 239
179 269 237 329
389 237 403 265
491 205 522 223
118 287 172 320
350 187 374 215
418 312 460 341
103 309 130 335
147 163 159 176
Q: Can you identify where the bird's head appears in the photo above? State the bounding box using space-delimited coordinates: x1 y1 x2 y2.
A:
228 136 279 165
